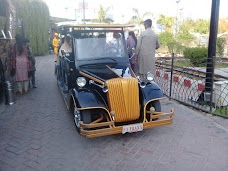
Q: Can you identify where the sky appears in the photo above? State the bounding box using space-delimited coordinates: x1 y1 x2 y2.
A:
44 0 228 23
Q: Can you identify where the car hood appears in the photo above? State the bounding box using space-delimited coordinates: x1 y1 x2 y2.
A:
80 65 133 81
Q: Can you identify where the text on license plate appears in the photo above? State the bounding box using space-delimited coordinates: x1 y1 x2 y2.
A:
122 123 143 134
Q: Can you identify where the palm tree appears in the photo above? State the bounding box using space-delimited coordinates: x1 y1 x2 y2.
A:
157 15 174 33
130 8 153 26
97 5 110 23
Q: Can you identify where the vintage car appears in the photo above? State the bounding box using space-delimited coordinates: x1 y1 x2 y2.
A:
55 23 174 138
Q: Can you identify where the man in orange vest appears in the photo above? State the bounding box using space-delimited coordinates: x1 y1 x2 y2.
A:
52 33 60 62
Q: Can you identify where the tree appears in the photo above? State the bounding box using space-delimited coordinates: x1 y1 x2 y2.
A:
176 31 195 47
129 8 152 26
13 0 50 56
156 15 174 32
216 37 225 63
158 31 174 47
158 31 179 53
193 19 209 34
178 19 194 33
97 5 110 23
178 18 209 34
218 17 228 33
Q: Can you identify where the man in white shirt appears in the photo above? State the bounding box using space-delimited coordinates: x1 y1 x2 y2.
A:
59 34 72 57
135 19 160 81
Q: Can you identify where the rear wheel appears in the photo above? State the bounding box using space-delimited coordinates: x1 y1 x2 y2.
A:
74 107 92 133
146 100 161 121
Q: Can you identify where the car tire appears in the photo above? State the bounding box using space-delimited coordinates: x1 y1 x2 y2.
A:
82 110 92 124
74 107 92 133
146 100 161 121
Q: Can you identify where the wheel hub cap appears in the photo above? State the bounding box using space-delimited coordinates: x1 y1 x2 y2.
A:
74 109 81 128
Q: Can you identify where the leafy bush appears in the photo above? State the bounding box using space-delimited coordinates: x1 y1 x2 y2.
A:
158 31 174 48
216 37 225 57
158 31 185 53
13 0 50 56
183 47 207 67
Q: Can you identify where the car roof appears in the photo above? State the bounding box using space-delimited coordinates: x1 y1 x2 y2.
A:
57 22 135 28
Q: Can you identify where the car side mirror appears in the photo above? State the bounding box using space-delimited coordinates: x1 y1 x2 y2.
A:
61 49 66 56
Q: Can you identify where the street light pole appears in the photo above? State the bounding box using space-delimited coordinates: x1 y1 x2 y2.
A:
82 0 85 23
175 0 180 35
179 8 183 24
205 0 220 112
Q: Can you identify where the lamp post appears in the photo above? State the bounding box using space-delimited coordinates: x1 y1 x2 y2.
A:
179 7 183 24
82 0 85 23
175 0 180 35
122 15 124 24
75 9 80 21
205 0 220 112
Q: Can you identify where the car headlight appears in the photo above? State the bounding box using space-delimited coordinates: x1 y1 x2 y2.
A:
76 77 86 87
147 72 154 81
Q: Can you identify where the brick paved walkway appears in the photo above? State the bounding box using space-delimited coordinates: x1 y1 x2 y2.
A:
0 55 228 171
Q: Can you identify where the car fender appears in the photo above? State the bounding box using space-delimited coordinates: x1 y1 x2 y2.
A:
70 88 107 109
140 82 163 104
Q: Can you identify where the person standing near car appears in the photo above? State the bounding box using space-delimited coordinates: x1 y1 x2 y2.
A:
126 31 138 74
135 19 160 81
57 34 72 85
24 38 37 88
9 34 32 94
52 33 60 62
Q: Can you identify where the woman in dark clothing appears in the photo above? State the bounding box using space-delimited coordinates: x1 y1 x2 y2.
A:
126 31 138 74
24 39 37 88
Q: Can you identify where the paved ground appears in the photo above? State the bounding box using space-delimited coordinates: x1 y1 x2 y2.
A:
0 55 228 171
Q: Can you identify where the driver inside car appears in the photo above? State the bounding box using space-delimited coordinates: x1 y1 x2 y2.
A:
107 31 123 56
59 34 72 57
93 34 107 57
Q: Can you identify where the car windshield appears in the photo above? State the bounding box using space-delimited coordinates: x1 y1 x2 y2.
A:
73 31 127 60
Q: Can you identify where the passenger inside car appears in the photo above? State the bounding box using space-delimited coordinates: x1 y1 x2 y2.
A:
59 34 72 57
107 31 124 56
93 34 106 56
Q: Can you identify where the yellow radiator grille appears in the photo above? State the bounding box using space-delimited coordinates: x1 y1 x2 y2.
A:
106 78 140 122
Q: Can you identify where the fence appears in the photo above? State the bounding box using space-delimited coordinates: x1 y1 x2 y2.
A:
155 54 228 118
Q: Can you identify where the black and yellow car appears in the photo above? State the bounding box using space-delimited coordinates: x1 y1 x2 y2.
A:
55 23 174 138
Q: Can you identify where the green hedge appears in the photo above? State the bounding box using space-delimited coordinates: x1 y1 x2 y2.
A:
183 47 208 67
13 0 49 56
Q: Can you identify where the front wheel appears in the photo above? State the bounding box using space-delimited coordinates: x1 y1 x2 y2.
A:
74 107 92 133
146 100 161 121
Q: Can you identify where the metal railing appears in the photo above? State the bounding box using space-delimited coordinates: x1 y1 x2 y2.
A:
155 54 228 118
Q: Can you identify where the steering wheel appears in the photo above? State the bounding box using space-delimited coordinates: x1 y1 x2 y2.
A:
105 47 119 55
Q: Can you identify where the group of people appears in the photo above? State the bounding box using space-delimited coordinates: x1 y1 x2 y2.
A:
9 34 37 94
52 33 72 61
127 19 160 80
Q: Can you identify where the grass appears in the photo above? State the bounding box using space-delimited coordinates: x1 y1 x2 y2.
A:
166 60 195 67
173 61 193 67
215 108 228 116
166 60 228 68
215 63 228 68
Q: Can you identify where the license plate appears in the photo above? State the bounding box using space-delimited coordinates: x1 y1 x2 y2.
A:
122 123 143 134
